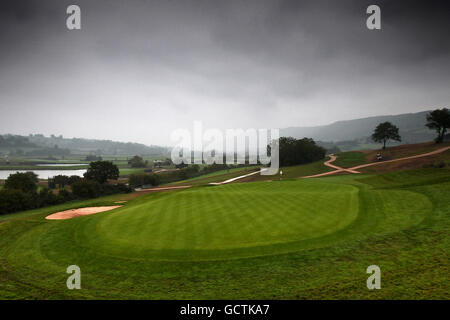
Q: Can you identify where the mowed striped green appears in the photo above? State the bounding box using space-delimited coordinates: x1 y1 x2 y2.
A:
71 180 358 260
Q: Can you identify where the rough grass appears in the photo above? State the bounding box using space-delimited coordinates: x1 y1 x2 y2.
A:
363 141 450 162
333 141 450 172
333 152 368 168
243 160 332 182
0 168 448 299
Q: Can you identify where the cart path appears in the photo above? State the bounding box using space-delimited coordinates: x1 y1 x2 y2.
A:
209 169 267 185
303 146 450 178
323 155 360 174
135 185 192 192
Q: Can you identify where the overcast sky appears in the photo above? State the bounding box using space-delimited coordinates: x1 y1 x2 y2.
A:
0 0 449 146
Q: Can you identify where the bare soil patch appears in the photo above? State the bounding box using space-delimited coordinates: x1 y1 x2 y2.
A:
46 206 122 220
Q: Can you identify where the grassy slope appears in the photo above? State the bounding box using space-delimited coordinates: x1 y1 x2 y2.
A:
0 167 449 299
334 141 450 170
242 160 332 182
333 152 368 168
165 167 259 186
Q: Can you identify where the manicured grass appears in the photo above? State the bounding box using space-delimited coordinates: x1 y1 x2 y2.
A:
0 168 448 299
279 160 333 178
166 167 258 186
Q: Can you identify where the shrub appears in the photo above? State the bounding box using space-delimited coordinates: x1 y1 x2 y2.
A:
100 183 132 195
0 189 35 215
58 189 74 202
38 187 60 206
68 175 82 185
277 137 326 166
129 173 160 188
4 172 38 193
71 179 102 199
84 161 119 184
128 155 147 168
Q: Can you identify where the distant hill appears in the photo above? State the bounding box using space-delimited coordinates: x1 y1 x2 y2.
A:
0 134 170 157
281 111 436 151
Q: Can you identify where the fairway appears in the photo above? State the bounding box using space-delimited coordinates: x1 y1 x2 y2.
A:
0 169 448 299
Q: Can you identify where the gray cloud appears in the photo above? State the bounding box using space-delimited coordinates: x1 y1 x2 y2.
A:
0 0 449 145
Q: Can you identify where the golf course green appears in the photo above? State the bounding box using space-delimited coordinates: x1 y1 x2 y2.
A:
0 168 448 299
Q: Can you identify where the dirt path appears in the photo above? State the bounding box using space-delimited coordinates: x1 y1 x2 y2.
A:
302 155 359 178
323 155 360 173
209 169 266 185
304 146 450 178
135 185 191 192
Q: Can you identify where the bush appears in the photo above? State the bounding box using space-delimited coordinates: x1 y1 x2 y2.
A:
71 179 102 199
58 189 74 202
100 183 132 195
4 172 38 193
277 137 326 167
0 189 35 215
128 155 147 168
84 161 119 184
68 175 82 185
38 187 60 206
129 173 160 188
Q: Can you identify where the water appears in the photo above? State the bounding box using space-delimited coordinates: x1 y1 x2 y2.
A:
36 163 88 167
0 169 87 180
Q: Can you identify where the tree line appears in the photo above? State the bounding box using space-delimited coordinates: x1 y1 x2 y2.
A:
0 161 131 215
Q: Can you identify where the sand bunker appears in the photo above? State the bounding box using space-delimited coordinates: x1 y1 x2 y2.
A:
46 206 122 220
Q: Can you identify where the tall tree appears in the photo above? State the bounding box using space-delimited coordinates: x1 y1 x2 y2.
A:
426 108 450 143
84 161 119 184
128 155 147 168
4 172 38 194
277 137 326 166
371 122 401 149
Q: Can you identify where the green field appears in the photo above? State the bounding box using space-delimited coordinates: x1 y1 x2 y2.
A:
0 168 449 299
333 151 368 168
166 166 259 186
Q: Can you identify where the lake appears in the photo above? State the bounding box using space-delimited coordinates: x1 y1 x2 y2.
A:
36 163 88 167
0 169 87 180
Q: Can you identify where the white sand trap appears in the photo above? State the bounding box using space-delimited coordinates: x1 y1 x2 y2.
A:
46 206 122 220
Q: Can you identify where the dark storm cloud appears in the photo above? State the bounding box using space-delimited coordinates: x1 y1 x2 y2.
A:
0 0 449 145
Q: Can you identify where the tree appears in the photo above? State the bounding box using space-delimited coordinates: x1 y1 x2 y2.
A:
85 155 102 161
129 173 161 188
0 189 34 214
71 179 101 198
52 175 70 188
277 137 326 166
371 122 401 149
4 172 38 193
84 161 119 184
128 155 147 168
426 108 450 143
